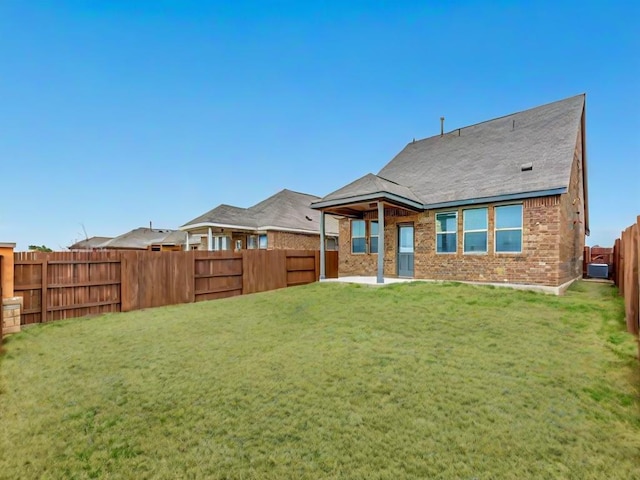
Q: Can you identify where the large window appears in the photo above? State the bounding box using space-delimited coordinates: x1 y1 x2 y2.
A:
495 205 523 253
369 221 379 254
463 208 488 253
436 212 457 253
351 220 366 254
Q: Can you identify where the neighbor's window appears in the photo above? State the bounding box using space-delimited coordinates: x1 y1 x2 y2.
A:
326 237 338 251
436 212 457 253
351 220 366 254
258 234 268 249
213 236 231 251
369 221 379 254
463 208 488 253
247 235 258 249
495 205 523 253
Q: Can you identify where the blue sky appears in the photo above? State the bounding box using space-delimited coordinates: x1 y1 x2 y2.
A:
1 1 638 250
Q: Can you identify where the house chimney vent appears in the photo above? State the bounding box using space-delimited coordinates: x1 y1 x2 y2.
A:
440 117 445 136
521 162 533 171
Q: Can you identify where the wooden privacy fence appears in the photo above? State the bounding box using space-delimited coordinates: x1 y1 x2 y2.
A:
14 249 339 325
613 215 639 340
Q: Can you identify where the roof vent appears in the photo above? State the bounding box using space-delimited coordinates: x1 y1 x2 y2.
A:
521 162 533 172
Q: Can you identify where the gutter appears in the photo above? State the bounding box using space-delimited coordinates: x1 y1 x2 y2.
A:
311 191 423 210
311 188 568 211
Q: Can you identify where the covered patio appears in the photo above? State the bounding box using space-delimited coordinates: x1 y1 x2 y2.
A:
311 173 424 284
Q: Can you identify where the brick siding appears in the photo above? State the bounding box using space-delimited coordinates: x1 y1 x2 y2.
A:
338 185 586 287
268 231 322 250
558 124 586 284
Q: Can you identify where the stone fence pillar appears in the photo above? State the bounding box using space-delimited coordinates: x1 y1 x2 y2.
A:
0 242 21 335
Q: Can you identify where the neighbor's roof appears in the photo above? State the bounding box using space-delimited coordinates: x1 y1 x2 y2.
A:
314 94 585 209
103 228 186 250
182 189 339 235
68 236 113 250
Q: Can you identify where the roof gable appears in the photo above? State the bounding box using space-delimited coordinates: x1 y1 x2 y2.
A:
316 94 585 209
378 94 585 206
182 189 339 235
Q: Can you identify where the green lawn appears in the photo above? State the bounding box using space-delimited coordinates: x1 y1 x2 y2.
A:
1 281 638 479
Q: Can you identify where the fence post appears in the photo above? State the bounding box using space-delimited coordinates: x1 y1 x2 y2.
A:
40 258 48 323
191 250 196 303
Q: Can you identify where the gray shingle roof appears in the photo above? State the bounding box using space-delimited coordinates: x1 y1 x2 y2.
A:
315 94 585 208
104 228 186 250
184 204 258 229
182 189 339 235
318 173 423 205
68 236 113 250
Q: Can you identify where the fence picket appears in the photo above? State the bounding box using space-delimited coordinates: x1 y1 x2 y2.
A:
13 249 339 325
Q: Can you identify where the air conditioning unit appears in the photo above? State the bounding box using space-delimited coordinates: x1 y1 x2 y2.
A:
587 263 609 279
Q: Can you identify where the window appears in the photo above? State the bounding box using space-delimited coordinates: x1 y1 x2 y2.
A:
213 236 231 251
326 237 338 251
436 212 457 253
369 221 379 254
495 205 523 253
399 225 414 253
463 208 488 253
351 220 366 254
258 234 268 249
247 235 258 249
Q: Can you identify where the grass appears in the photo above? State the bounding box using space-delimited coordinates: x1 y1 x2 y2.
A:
0 280 639 479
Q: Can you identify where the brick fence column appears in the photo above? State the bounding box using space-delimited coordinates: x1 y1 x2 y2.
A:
0 242 21 335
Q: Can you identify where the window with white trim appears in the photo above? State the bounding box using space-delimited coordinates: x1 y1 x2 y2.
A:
495 205 523 253
351 220 366 254
463 208 488 253
369 221 379 254
213 236 231 251
436 212 457 253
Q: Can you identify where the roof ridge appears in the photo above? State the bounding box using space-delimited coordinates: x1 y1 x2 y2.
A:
411 93 585 145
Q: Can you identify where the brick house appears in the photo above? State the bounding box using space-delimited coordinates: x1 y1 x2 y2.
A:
180 189 339 251
312 94 588 290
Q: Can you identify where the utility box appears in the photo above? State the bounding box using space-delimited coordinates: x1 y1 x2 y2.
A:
587 263 609 279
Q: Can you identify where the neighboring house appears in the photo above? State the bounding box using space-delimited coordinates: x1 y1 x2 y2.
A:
68 236 113 250
180 189 339 251
101 228 198 251
311 94 588 289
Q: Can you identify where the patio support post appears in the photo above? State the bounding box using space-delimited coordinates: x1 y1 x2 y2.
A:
185 233 190 251
319 211 326 280
207 227 213 251
377 201 384 284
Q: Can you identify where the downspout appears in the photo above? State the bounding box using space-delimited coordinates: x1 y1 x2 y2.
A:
377 201 385 284
319 211 326 280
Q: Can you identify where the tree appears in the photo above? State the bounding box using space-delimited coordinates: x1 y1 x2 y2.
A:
28 245 53 252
